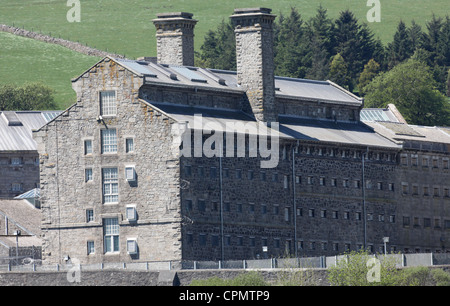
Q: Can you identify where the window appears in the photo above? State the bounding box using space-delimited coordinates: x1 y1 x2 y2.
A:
125 138 134 153
284 207 290 222
127 239 138 255
11 157 22 165
102 168 118 203
84 140 93 155
126 205 137 221
247 170 254 180
248 203 255 213
125 166 136 182
103 218 119 253
12 183 22 192
198 200 206 212
85 168 93 182
100 91 116 116
101 129 117 153
86 209 94 222
283 175 289 189
87 241 95 255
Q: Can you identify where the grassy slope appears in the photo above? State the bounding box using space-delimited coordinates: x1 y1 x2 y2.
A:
0 32 100 109
0 0 448 109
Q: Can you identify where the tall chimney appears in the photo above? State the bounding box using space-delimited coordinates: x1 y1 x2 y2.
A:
152 12 197 66
230 8 277 123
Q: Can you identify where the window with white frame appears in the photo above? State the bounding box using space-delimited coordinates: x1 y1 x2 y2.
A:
103 218 119 253
85 168 93 182
102 168 118 203
100 91 116 116
125 138 134 153
86 209 94 222
101 129 117 153
87 241 95 255
127 238 138 255
84 140 93 155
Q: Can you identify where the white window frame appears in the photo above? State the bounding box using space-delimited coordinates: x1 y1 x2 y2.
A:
126 205 137 221
126 238 138 255
85 168 93 182
125 138 134 153
101 129 117 154
103 218 119 253
100 91 117 117
102 168 118 204
87 241 95 255
84 139 93 155
125 166 136 182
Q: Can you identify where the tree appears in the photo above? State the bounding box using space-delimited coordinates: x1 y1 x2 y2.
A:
333 10 378 91
358 59 380 95
305 5 335 80
328 53 350 89
364 59 450 126
387 20 413 68
274 7 310 78
0 82 56 111
199 19 236 70
327 250 404 286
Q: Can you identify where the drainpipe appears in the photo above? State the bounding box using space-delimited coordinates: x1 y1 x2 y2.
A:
292 144 298 258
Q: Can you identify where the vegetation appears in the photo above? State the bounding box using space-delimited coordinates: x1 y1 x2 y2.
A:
328 250 450 286
198 7 450 126
0 82 57 111
190 271 268 286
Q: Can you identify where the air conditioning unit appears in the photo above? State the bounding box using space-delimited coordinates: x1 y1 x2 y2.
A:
127 238 138 255
125 166 136 181
126 205 137 221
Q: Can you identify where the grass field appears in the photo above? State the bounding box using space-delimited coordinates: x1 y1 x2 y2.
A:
0 0 448 109
0 32 100 109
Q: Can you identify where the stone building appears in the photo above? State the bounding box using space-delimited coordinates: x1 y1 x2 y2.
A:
34 8 450 265
0 111 59 199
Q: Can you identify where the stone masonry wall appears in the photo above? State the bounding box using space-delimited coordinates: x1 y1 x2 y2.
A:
34 58 183 265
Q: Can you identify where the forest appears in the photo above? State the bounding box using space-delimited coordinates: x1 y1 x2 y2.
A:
196 6 450 126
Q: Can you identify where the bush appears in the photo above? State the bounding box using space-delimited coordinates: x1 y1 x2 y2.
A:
190 271 269 286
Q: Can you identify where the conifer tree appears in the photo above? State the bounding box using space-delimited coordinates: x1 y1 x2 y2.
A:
387 20 413 68
306 5 334 80
358 59 380 95
274 7 310 78
328 53 350 89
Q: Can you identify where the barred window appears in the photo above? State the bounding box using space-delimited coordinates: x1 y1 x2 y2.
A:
101 129 117 153
102 168 118 203
100 91 116 116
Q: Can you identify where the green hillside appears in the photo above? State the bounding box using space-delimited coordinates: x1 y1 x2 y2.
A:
0 0 448 109
0 32 100 109
1 0 449 59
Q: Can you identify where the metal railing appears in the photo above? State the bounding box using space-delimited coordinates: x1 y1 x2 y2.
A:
1 252 450 272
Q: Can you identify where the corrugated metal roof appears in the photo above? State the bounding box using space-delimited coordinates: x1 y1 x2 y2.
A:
0 111 62 151
113 57 362 106
146 101 400 149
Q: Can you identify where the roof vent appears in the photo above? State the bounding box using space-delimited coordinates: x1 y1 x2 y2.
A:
1 111 23 126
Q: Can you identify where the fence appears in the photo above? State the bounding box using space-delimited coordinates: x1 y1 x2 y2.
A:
2 252 450 273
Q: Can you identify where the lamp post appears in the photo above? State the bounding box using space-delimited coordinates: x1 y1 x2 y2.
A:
383 237 389 255
14 230 21 266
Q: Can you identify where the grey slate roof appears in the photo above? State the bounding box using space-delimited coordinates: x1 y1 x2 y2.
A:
112 57 363 106
0 111 61 151
145 101 401 149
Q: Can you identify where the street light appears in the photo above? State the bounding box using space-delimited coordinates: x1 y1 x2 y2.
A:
14 230 21 266
383 237 389 255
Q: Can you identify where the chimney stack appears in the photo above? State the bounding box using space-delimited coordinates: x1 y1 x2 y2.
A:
152 12 198 66
230 8 277 123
